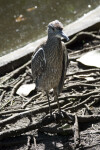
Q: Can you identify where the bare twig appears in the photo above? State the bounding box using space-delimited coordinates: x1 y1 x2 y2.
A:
0 114 70 140
0 98 15 110
0 91 6 102
61 102 73 109
0 99 66 126
0 113 100 140
89 98 100 107
64 95 100 112
66 69 100 77
0 108 30 116
39 126 73 135
66 31 100 48
83 143 100 149
0 60 31 84
61 90 100 100
69 44 100 56
10 78 25 97
63 83 100 92
84 104 93 115
33 137 37 150
27 136 31 150
74 114 80 149
0 85 11 90
22 93 41 109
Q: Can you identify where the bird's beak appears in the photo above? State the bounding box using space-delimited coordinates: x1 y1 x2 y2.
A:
60 31 69 41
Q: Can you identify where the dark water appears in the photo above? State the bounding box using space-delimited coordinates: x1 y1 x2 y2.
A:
0 0 100 56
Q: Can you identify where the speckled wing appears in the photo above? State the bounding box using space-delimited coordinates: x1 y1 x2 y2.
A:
57 44 68 94
31 47 46 81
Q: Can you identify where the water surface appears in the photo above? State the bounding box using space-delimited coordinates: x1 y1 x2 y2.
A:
0 0 100 56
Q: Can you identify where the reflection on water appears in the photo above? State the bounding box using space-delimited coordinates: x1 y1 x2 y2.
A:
0 0 100 56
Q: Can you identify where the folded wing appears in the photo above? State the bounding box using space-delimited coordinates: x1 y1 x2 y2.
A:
31 47 46 81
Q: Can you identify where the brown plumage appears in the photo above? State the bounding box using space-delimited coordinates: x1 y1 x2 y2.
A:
31 20 69 114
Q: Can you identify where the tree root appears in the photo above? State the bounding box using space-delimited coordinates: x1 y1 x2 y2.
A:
69 44 100 56
65 95 100 112
1 89 99 126
0 60 31 84
0 99 66 126
0 112 100 140
0 114 71 140
66 31 100 48
1 30 100 149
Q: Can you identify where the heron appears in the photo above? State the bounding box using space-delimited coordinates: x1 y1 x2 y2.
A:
31 20 69 115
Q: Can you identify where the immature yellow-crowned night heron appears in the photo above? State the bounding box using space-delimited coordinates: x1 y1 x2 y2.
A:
31 20 69 114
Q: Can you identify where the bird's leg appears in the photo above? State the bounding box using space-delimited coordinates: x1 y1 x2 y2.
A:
46 91 52 115
54 90 61 113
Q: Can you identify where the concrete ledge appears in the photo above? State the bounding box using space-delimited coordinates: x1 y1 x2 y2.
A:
0 6 100 76
0 37 46 76
64 6 100 36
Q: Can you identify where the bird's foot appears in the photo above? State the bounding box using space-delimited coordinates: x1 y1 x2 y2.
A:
52 110 73 123
60 110 74 124
52 109 63 121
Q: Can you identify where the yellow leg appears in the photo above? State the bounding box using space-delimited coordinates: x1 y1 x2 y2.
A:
54 90 61 113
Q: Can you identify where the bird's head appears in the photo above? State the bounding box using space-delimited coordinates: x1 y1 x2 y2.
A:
48 20 69 41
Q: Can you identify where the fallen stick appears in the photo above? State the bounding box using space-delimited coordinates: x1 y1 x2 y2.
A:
0 98 15 110
89 98 100 107
0 99 66 126
61 90 100 100
0 91 6 102
63 83 100 92
74 114 80 149
39 126 73 135
84 77 100 84
0 113 100 140
22 93 41 109
0 90 99 125
64 95 100 112
84 104 93 115
10 78 25 97
0 114 69 140
83 143 100 149
0 85 11 90
66 69 100 77
27 136 31 150
66 31 100 48
33 137 37 150
69 44 100 56
0 60 31 84
0 108 30 116
1 90 96 126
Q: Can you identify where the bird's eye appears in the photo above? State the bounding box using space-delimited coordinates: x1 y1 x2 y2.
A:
52 27 55 31
57 27 62 31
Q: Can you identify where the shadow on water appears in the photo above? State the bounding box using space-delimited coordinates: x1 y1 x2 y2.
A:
0 0 100 56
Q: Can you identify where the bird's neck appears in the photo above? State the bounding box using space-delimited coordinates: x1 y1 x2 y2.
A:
46 36 62 56
47 35 61 44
